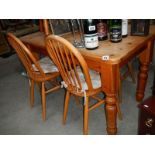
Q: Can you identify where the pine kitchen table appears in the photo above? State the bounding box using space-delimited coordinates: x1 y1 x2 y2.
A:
20 26 155 134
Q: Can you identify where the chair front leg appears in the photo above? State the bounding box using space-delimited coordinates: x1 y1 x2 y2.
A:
30 79 35 107
83 96 89 135
41 82 46 121
63 91 70 124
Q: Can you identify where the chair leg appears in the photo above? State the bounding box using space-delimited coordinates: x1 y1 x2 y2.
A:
127 62 136 83
41 82 46 121
83 96 89 135
63 91 70 124
30 79 35 107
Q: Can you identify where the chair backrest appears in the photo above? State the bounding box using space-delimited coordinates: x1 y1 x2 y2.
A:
7 33 46 80
45 35 94 94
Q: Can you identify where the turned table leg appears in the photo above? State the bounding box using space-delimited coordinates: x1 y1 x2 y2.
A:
136 41 153 101
101 63 120 135
136 62 149 101
105 94 117 134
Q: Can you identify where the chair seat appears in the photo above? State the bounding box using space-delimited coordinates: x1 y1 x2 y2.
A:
32 56 59 73
76 66 101 90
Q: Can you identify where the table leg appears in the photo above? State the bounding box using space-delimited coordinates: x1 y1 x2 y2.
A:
136 41 153 101
136 61 149 101
105 93 117 134
101 62 120 134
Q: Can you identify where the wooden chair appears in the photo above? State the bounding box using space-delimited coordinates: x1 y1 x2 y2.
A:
45 35 122 134
7 33 61 121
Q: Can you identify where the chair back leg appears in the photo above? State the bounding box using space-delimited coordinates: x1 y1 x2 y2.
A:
83 96 89 135
63 91 70 124
30 79 35 107
41 82 46 121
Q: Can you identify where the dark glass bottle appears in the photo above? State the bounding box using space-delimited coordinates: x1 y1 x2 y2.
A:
97 19 108 41
109 19 122 43
122 19 128 37
83 19 99 50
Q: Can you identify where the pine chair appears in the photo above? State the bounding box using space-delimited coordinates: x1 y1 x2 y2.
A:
45 35 122 134
7 33 61 121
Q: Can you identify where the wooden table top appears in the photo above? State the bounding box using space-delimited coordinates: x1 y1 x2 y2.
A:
20 25 155 64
